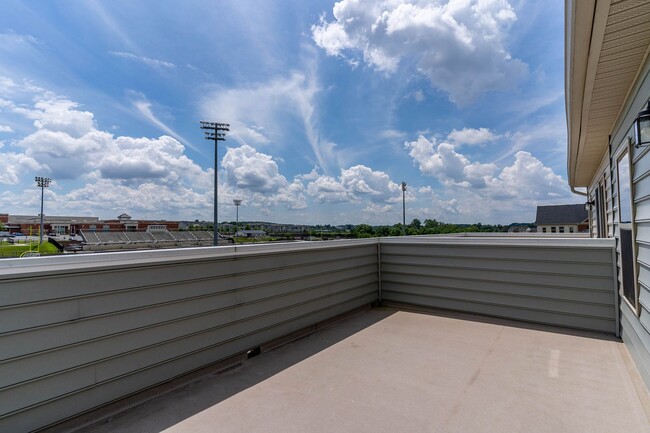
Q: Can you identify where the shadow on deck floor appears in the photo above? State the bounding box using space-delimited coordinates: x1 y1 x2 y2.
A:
52 307 650 433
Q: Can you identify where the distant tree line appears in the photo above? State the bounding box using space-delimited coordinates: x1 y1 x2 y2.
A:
348 219 509 238
180 219 532 240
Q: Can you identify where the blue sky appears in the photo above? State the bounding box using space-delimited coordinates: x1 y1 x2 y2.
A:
0 0 572 225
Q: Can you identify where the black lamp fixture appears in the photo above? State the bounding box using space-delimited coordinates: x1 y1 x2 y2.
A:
635 101 650 148
585 200 595 212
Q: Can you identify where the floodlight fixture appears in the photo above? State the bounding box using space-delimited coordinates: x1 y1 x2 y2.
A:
200 121 230 131
204 132 227 141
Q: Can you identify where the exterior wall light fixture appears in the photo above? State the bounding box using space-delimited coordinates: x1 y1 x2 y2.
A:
635 101 650 148
585 200 595 211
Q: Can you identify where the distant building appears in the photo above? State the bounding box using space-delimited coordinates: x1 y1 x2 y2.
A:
235 230 266 238
535 204 588 234
2 213 179 235
507 224 533 233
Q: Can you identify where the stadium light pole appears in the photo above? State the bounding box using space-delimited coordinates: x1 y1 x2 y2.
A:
35 176 51 246
233 199 242 244
401 181 407 236
200 121 230 246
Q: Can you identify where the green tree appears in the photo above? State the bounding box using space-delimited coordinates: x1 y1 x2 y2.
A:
424 219 438 229
375 226 390 237
352 224 374 238
389 225 403 236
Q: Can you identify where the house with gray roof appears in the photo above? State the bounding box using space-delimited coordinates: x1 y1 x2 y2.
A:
535 204 588 234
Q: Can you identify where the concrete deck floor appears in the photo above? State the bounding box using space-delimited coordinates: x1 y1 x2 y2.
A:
65 308 650 433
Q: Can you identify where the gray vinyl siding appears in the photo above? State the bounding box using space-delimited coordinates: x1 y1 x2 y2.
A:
0 237 620 432
379 238 616 333
604 54 650 389
0 241 378 432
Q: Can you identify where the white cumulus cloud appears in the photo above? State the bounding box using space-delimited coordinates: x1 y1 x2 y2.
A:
307 165 400 205
222 144 289 193
0 152 42 185
447 127 499 146
405 135 496 188
221 144 307 210
312 0 527 104
405 134 572 223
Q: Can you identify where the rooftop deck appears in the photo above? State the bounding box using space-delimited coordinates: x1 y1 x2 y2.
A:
60 307 650 433
0 236 642 432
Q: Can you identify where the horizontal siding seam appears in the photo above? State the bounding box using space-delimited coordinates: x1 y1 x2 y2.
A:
0 283 377 390
380 290 616 322
0 292 376 420
380 270 613 291
379 252 612 266
380 261 614 280
380 279 615 306
379 242 615 251
621 315 650 379
0 252 377 306
633 168 650 184
0 267 378 336
0 242 379 276
0 259 377 311
0 272 378 357
380 283 614 310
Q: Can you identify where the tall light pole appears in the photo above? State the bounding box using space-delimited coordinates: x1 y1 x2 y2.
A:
35 176 51 246
401 181 407 236
233 199 242 244
200 121 229 246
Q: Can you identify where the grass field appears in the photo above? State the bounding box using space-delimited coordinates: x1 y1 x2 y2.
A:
0 242 61 258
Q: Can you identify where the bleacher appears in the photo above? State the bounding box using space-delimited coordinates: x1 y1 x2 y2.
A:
192 231 214 240
80 229 215 250
124 232 155 243
96 232 130 244
150 231 175 242
80 231 101 245
170 231 196 241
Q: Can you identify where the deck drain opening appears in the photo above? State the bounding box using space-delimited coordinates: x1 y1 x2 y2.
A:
247 347 261 359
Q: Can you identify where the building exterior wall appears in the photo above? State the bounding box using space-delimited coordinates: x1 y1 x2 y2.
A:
536 224 579 234
5 215 181 235
588 54 650 388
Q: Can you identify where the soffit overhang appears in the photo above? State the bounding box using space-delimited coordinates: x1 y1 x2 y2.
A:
566 0 650 187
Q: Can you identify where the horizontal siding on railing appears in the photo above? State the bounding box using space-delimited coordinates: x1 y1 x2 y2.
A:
379 238 617 333
0 241 378 432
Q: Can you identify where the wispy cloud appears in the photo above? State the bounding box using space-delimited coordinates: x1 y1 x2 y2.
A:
109 51 175 70
85 0 137 51
200 66 339 174
128 92 201 154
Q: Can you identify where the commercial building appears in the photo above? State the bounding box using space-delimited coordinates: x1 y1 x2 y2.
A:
1 212 179 235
